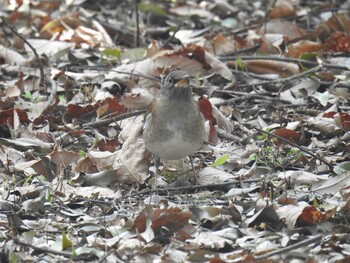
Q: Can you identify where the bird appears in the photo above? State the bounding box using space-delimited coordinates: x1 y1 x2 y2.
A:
143 70 205 167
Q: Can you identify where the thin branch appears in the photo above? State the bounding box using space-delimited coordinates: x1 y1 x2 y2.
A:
134 0 140 47
133 179 261 196
81 109 147 129
257 0 278 30
43 79 58 111
253 127 333 171
161 21 183 48
0 16 45 85
220 55 348 70
12 236 73 257
214 93 292 107
214 64 323 93
108 69 160 83
255 234 323 260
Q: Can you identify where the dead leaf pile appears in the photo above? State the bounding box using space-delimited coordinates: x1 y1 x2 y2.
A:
0 0 350 262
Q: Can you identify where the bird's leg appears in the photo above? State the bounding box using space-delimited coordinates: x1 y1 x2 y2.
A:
152 155 161 191
189 156 199 185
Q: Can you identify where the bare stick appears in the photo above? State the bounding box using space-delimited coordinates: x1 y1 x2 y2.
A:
134 0 140 47
255 234 323 260
161 21 183 48
221 55 347 70
0 16 45 85
12 236 73 257
81 109 147 129
254 127 333 171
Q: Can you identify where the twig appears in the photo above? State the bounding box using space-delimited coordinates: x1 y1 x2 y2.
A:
133 179 261 196
81 109 147 129
221 55 348 70
214 64 323 93
253 127 333 171
214 93 292 107
0 16 45 85
43 79 58 111
257 0 278 30
98 249 120 263
12 236 73 257
134 0 140 47
12 236 99 260
255 234 323 260
108 69 160 83
161 21 183 48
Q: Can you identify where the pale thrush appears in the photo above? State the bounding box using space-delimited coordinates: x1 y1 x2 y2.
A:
143 70 205 161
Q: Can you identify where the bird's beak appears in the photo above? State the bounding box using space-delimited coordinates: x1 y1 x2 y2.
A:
175 75 190 87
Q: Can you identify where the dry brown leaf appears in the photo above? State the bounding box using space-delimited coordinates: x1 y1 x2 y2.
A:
97 138 119 152
152 207 192 234
123 87 155 110
263 20 308 40
268 0 297 19
62 104 97 125
296 206 336 227
316 14 350 41
228 59 300 76
96 97 126 118
273 128 302 145
204 34 245 56
325 32 350 53
334 112 350 131
31 150 80 181
0 108 29 128
76 156 98 173
286 40 324 58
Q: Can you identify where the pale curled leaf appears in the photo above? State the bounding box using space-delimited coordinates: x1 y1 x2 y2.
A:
25 39 74 61
115 115 151 183
197 167 233 185
307 116 340 134
123 87 155 110
278 170 328 185
211 104 234 133
276 201 309 229
188 231 233 249
0 44 28 66
312 172 350 195
87 151 118 171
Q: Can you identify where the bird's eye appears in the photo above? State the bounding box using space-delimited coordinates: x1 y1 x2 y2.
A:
168 77 174 84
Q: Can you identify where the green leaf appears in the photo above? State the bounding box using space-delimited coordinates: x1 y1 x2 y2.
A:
249 154 257 161
235 58 246 70
46 189 51 203
300 53 317 61
210 154 229 167
120 48 146 62
59 95 66 103
102 48 122 58
24 175 33 185
10 252 17 263
62 231 73 250
138 3 167 16
79 150 86 157
22 91 32 99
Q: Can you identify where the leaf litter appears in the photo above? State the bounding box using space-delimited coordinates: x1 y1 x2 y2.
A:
1 0 350 262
